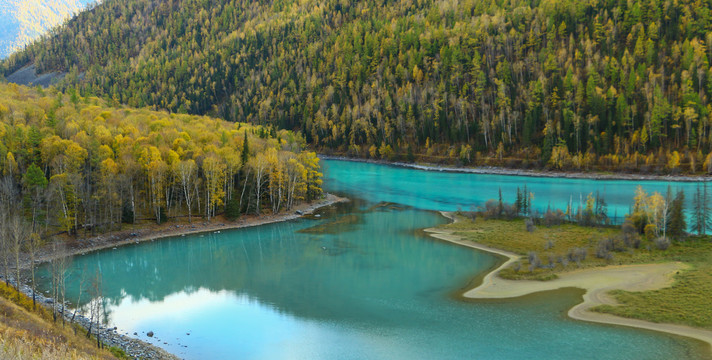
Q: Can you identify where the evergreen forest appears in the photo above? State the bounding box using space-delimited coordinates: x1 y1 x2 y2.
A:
3 0 712 173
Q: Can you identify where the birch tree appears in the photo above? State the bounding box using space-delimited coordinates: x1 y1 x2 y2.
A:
249 152 270 215
177 159 197 223
202 155 226 220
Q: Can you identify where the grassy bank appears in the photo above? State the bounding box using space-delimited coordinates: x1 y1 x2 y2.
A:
592 237 712 330
441 215 712 330
0 282 123 360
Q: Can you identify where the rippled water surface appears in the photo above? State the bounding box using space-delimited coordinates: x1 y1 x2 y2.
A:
35 159 708 359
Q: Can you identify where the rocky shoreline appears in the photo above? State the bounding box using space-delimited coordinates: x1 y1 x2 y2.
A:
2 277 178 360
320 155 712 182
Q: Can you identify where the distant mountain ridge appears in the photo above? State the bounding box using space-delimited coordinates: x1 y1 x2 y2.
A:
0 0 97 58
3 0 712 174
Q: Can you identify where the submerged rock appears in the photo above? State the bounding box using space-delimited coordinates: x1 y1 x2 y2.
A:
147 331 154 337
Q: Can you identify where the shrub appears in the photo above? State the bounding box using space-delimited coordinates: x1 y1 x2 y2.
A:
482 199 517 219
460 211 476 221
525 218 536 232
544 239 554 250
621 219 636 235
512 262 521 273
595 239 615 260
547 254 556 268
225 198 241 221
527 251 540 271
482 200 499 219
109 346 128 358
644 224 657 240
121 203 134 224
502 204 518 219
621 220 641 248
654 237 671 250
566 247 587 264
543 209 565 226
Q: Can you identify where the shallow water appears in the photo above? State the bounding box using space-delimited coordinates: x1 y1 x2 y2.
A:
35 160 708 359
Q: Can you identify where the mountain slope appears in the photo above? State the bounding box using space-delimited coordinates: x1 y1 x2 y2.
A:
0 0 97 59
0 283 118 360
3 0 712 174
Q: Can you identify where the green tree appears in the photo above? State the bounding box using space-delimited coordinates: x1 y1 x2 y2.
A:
22 163 48 231
667 189 687 240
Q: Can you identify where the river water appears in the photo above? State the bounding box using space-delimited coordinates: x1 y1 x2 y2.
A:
35 159 708 359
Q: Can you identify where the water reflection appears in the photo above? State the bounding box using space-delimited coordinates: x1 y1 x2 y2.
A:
323 159 710 227
31 166 708 359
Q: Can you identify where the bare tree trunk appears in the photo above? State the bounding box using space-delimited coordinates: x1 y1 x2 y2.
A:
71 268 86 325
29 232 38 309
1 175 18 286
87 270 102 340
240 168 251 215
11 215 27 297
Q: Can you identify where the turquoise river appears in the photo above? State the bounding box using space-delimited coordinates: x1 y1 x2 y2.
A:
36 159 709 359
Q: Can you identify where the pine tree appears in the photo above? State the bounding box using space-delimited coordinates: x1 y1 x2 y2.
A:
498 187 503 216
241 129 250 167
668 189 686 240
594 191 608 225
692 185 704 235
22 163 48 231
515 187 523 215
704 184 711 235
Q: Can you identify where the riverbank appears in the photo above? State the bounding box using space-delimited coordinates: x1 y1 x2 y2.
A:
13 193 348 359
320 155 712 182
30 193 348 266
425 211 712 353
0 281 122 360
2 279 179 360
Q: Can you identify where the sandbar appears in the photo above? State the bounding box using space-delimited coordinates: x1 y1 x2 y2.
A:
425 211 712 352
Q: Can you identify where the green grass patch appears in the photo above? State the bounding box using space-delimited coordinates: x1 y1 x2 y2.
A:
445 216 631 279
440 216 712 330
591 238 712 330
108 345 129 359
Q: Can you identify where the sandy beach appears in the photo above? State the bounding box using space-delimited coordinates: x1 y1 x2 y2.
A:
425 212 712 352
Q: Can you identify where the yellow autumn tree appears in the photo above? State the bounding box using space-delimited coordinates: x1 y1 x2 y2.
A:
202 154 226 220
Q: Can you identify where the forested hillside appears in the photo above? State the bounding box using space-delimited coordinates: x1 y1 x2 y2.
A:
0 82 322 242
0 0 96 58
4 0 712 173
